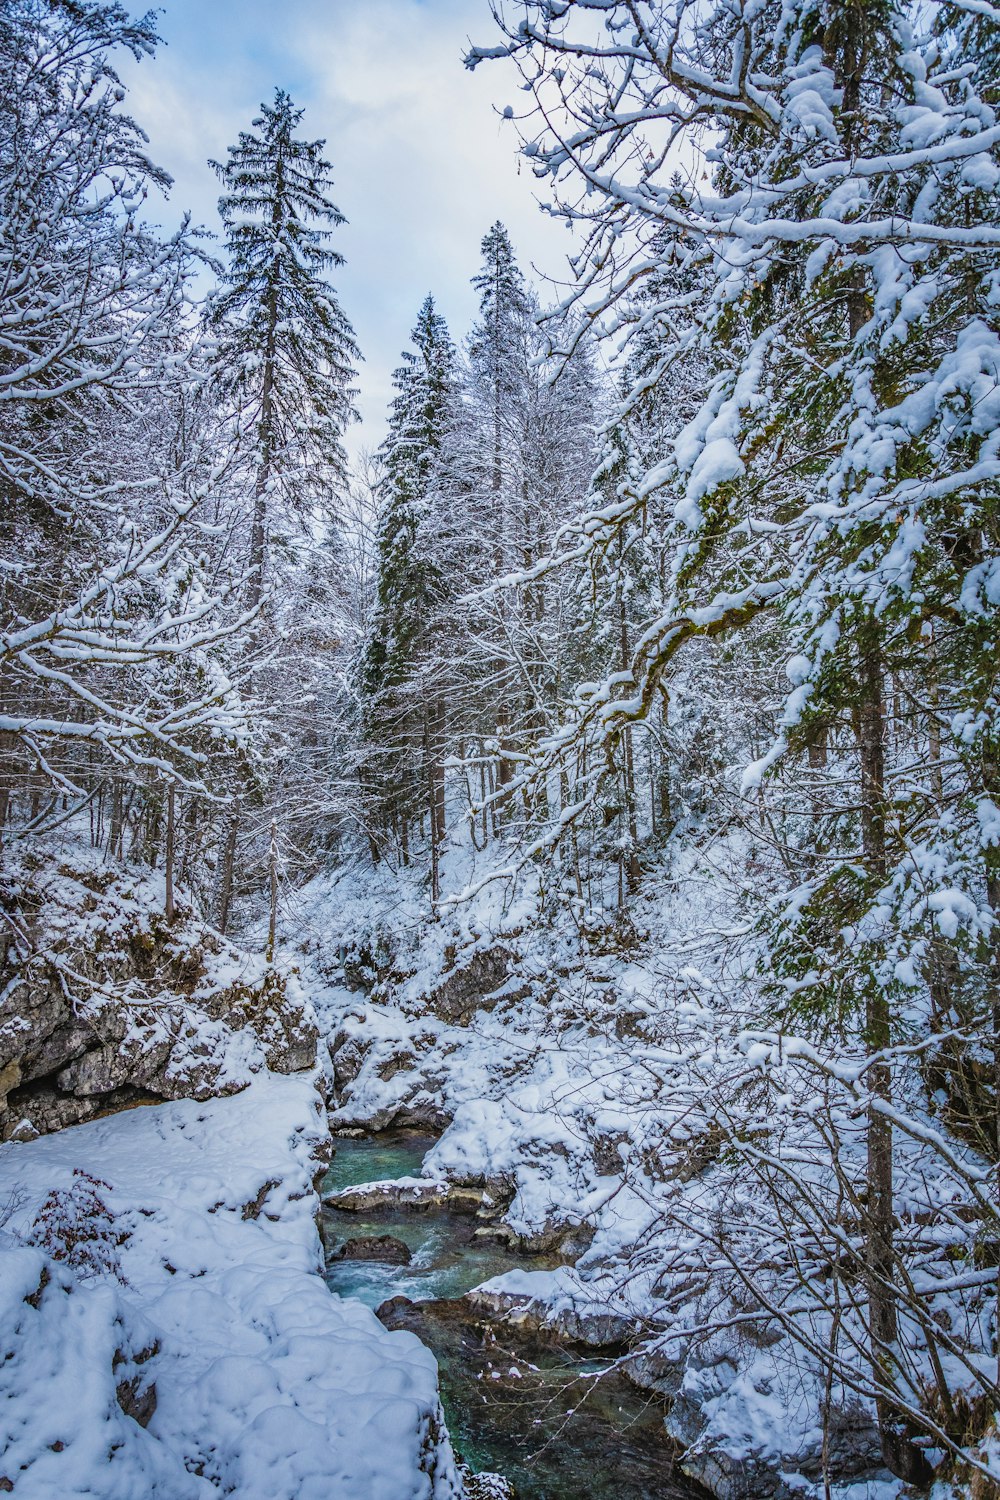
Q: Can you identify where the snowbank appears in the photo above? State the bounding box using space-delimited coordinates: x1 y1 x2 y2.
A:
0 1072 461 1499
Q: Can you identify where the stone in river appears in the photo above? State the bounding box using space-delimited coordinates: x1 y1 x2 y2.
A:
330 1234 412 1265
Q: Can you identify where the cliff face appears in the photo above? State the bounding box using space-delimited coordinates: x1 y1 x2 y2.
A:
0 842 319 1141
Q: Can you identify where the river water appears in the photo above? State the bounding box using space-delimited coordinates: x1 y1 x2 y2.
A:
320 1132 701 1500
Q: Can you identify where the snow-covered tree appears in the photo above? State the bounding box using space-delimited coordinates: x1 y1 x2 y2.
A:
358 296 464 887
472 0 1000 1478
209 90 359 606
464 223 601 812
0 0 249 855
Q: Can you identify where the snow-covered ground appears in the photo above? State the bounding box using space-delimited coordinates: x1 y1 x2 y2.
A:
0 1071 460 1499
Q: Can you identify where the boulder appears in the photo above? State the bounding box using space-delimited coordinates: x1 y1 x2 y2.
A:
465 1285 633 1350
329 1234 412 1265
323 1177 450 1212
323 1176 484 1216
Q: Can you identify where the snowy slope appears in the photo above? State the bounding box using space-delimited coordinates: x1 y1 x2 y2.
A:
0 1072 461 1499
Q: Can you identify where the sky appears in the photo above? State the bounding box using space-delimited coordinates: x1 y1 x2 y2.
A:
119 0 577 455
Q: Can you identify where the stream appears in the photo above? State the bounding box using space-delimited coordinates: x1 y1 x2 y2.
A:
320 1132 701 1500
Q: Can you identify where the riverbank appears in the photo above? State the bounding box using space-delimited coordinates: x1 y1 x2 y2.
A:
0 1075 460 1498
285 851 927 1500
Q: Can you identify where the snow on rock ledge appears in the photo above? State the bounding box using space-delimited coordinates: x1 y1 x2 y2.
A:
0 843 320 1141
0 1072 461 1499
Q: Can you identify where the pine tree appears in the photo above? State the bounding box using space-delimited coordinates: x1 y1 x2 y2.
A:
360 295 462 884
209 90 359 606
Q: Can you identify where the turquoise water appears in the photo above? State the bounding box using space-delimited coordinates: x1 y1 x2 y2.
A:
323 1131 436 1193
319 1132 699 1500
321 1131 544 1306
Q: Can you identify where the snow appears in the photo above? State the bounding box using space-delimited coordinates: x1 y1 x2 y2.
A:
278 824 1000 1490
0 1073 460 1499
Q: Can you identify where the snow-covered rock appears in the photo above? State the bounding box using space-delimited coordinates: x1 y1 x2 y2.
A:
0 844 320 1141
324 1175 453 1211
0 1072 461 1499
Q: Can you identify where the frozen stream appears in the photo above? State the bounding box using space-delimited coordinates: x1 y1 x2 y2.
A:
321 1132 702 1500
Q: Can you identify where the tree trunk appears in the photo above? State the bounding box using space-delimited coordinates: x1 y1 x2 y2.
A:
108 779 123 862
164 783 176 923
857 632 930 1483
981 750 1000 1387
217 804 239 934
248 247 280 607
266 818 279 961
927 627 943 805
423 707 440 904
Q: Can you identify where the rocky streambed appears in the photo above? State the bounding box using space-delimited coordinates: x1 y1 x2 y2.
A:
319 1131 702 1500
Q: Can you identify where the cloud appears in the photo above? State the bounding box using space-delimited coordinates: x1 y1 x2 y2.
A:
120 0 575 455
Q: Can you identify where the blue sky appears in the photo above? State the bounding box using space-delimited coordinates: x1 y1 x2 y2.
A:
119 0 574 453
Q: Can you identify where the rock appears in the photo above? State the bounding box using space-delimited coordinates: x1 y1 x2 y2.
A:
329 1097 453 1135
446 1184 485 1215
651 1348 883 1500
422 947 530 1026
0 856 318 1141
204 965 318 1076
680 1447 782 1500
391 1100 453 1133
811 1401 883 1478
329 1234 412 1265
240 1178 280 1221
113 1341 159 1429
375 1048 416 1082
330 1031 371 1092
322 1174 482 1216
323 1177 450 1212
471 1215 593 1257
465 1286 633 1350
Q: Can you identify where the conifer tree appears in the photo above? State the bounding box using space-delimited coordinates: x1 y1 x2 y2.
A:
465 223 601 816
470 221 531 527
360 295 462 886
467 224 535 795
209 90 359 605
474 0 1000 1475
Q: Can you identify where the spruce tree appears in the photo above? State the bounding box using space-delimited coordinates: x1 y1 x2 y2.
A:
465 224 600 815
209 90 359 605
365 294 460 692
360 295 462 883
469 221 531 549
467 224 532 792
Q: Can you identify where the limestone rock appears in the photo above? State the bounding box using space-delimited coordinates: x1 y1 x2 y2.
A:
329 1234 413 1264
464 1286 633 1349
422 947 530 1026
323 1177 450 1212
0 853 318 1141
